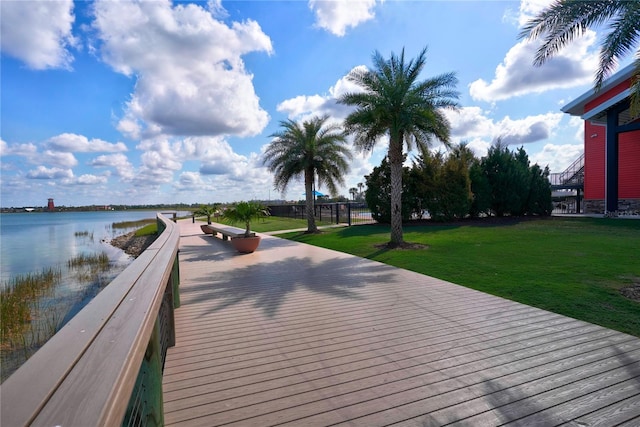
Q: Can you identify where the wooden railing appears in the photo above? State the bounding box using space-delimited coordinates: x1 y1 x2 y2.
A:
1 213 180 427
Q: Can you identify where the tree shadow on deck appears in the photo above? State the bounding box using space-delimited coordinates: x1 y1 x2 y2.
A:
419 341 640 426
182 254 398 318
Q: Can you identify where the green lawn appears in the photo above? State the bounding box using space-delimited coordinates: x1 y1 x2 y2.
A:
195 215 335 233
282 217 640 337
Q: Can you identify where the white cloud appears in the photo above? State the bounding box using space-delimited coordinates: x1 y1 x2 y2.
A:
277 95 328 119
91 153 135 179
140 149 182 173
445 107 564 147
529 143 583 173
0 141 38 157
175 136 237 163
62 174 109 186
43 150 78 168
206 0 228 18
447 106 496 139
465 138 493 159
276 69 362 122
469 34 598 102
309 0 379 37
92 0 272 139
503 0 553 27
569 116 586 143
47 133 127 153
0 0 77 69
444 104 582 172
177 171 206 189
474 0 598 102
341 151 376 192
171 149 273 201
130 135 259 188
26 166 74 180
496 113 564 145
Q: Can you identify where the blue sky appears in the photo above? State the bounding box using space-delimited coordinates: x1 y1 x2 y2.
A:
0 0 627 207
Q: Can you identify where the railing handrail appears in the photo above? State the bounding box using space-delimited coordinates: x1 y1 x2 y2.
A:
549 152 585 186
0 213 180 426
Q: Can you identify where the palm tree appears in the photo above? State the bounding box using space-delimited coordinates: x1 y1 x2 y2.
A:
357 182 364 198
349 187 358 200
194 204 219 224
339 47 459 247
263 115 352 233
222 201 269 237
520 0 640 114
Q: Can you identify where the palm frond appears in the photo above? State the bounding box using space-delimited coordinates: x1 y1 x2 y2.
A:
520 0 638 90
596 3 640 87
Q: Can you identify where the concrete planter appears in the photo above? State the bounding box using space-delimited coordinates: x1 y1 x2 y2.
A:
231 235 261 253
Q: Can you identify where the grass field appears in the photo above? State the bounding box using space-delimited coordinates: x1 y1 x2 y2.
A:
282 217 640 338
196 215 335 233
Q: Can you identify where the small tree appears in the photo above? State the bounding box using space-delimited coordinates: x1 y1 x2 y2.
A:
474 142 552 217
525 164 554 216
469 160 492 217
434 155 472 221
194 204 219 224
482 142 530 217
412 151 471 221
222 201 269 237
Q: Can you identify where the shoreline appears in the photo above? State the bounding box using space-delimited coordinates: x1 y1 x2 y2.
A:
109 231 157 258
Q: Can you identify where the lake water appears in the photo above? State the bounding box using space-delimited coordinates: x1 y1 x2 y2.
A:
0 210 168 285
1 210 185 380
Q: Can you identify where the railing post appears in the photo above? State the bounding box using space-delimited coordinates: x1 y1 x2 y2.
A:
171 254 180 309
122 320 165 427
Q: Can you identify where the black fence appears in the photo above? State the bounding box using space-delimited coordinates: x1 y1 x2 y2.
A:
267 202 374 226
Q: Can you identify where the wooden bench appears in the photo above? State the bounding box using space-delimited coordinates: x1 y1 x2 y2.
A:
203 224 254 241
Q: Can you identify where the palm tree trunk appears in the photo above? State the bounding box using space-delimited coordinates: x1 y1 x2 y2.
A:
305 169 318 233
388 138 404 247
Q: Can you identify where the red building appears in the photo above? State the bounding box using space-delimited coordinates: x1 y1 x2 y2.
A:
562 65 640 214
47 198 55 212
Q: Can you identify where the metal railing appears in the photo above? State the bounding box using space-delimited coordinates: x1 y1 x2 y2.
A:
1 213 180 427
549 153 584 188
267 202 374 226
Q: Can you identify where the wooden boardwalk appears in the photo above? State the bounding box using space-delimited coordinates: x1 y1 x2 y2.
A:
163 220 640 426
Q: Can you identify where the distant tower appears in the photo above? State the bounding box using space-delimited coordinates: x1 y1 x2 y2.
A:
47 198 55 212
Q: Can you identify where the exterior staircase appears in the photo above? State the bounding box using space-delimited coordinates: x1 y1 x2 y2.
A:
549 153 584 214
549 153 584 189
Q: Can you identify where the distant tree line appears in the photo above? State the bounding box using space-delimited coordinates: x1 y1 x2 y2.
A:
365 141 553 223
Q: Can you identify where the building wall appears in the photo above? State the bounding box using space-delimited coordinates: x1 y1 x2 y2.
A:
584 79 629 111
584 121 605 200
582 76 640 212
619 129 640 199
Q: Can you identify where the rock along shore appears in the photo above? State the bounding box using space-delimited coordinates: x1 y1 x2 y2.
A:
110 231 157 258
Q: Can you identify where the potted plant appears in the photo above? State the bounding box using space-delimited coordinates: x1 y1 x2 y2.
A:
222 201 269 253
194 204 220 234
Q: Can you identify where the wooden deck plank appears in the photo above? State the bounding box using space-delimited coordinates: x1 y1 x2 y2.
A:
503 377 640 427
163 220 640 426
164 340 640 426
571 395 640 427
162 323 612 411
163 309 563 381
163 321 609 399
383 351 640 426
